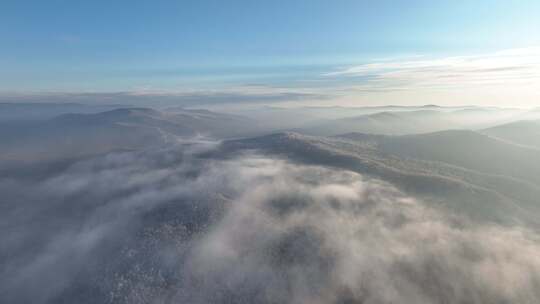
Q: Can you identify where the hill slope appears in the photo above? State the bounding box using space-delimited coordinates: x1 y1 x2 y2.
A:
482 120 540 148
222 132 540 226
339 130 540 185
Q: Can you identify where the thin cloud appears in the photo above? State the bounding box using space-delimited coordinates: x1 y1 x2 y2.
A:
326 47 540 91
0 88 330 107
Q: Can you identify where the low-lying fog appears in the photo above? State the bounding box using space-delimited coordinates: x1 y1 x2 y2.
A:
2 103 540 303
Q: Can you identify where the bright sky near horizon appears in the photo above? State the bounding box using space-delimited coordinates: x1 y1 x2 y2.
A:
1 0 539 107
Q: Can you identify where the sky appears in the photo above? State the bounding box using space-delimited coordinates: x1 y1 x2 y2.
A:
1 0 539 107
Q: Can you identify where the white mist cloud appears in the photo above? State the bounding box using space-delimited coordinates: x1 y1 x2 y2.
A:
2 144 540 303
178 156 540 304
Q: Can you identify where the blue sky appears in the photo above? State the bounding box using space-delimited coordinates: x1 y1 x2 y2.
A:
1 0 539 107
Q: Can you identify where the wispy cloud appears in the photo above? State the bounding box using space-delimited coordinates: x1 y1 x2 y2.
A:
0 87 330 107
3 47 538 107
326 47 540 92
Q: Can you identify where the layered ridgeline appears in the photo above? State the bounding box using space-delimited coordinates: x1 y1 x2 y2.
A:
0 107 259 162
2 104 539 164
299 107 531 136
0 102 126 122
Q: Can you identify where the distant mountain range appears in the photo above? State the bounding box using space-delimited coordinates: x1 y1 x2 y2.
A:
300 107 530 136
0 107 258 162
0 102 127 122
2 103 540 188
